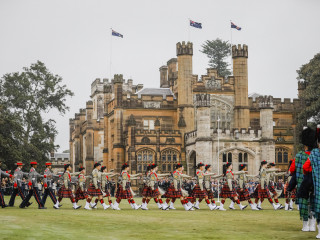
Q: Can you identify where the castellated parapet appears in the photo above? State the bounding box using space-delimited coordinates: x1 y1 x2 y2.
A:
232 44 248 58
113 74 124 84
176 41 193 56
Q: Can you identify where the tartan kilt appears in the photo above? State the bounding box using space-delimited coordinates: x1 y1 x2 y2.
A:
164 184 182 198
220 183 238 198
58 186 74 199
115 185 132 199
268 185 277 195
237 188 251 201
87 184 103 196
141 185 151 197
149 188 161 198
75 187 88 201
206 189 215 199
254 184 271 199
191 185 208 199
285 187 296 199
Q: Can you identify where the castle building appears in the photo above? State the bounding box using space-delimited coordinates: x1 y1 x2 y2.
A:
69 42 304 176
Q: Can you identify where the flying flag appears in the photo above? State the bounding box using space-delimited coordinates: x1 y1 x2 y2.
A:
231 22 241 31
112 29 123 38
190 20 202 29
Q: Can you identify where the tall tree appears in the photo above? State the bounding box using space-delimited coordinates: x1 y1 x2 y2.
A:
200 38 231 78
297 53 320 123
0 61 74 169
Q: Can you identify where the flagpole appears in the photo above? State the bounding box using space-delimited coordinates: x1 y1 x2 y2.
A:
110 28 112 81
230 20 233 75
188 18 190 42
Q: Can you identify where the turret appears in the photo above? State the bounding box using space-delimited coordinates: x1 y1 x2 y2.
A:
113 74 123 107
233 44 249 129
159 66 169 88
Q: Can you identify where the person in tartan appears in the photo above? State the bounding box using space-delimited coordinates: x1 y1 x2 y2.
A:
236 164 259 210
113 163 141 210
86 163 110 210
219 162 247 211
141 164 152 209
253 160 282 210
306 124 320 238
54 164 81 210
141 163 170 210
91 166 118 210
267 162 286 209
74 167 90 209
191 162 216 210
164 163 193 211
292 127 317 231
203 164 223 210
285 159 297 211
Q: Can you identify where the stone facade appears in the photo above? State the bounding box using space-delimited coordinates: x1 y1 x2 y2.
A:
69 41 304 176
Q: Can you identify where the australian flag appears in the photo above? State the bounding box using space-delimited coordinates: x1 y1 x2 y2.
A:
190 20 202 29
231 22 241 31
112 29 123 38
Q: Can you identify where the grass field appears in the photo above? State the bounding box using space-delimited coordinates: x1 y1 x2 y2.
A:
0 196 317 240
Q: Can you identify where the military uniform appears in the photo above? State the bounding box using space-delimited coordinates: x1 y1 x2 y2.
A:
115 171 132 199
141 171 151 198
164 170 183 198
9 163 31 207
19 163 45 209
42 164 59 206
0 168 13 208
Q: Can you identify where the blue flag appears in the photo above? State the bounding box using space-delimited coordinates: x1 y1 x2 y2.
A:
190 20 202 29
112 29 123 38
231 22 241 31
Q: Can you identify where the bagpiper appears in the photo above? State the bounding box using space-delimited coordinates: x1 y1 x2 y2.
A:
8 162 31 207
114 163 141 210
163 163 193 211
54 164 81 210
141 163 170 210
308 124 320 238
0 160 14 208
19 161 46 209
219 162 247 211
292 127 317 232
42 162 60 207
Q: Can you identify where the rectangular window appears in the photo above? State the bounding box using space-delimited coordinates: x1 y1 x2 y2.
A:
137 154 142 161
143 120 149 130
138 165 142 172
162 164 166 172
162 155 166 161
173 155 177 162
143 155 147 161
148 154 153 161
149 120 155 130
143 165 147 171
168 164 172 172
168 155 171 162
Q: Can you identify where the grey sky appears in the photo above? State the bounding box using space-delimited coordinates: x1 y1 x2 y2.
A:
1 0 319 152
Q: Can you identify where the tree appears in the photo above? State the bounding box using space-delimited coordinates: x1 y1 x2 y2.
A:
0 61 74 169
200 38 231 78
297 53 320 123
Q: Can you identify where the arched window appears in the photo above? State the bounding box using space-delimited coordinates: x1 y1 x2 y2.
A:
141 137 151 144
223 153 227 162
228 152 232 162
238 153 243 162
161 149 180 173
275 148 289 164
136 149 155 173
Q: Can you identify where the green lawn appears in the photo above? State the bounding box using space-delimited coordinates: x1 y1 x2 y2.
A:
0 196 317 240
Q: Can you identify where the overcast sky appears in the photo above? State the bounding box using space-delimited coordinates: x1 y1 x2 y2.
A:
1 0 319 152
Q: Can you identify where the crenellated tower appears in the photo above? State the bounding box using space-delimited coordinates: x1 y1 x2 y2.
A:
233 44 250 129
176 41 194 131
